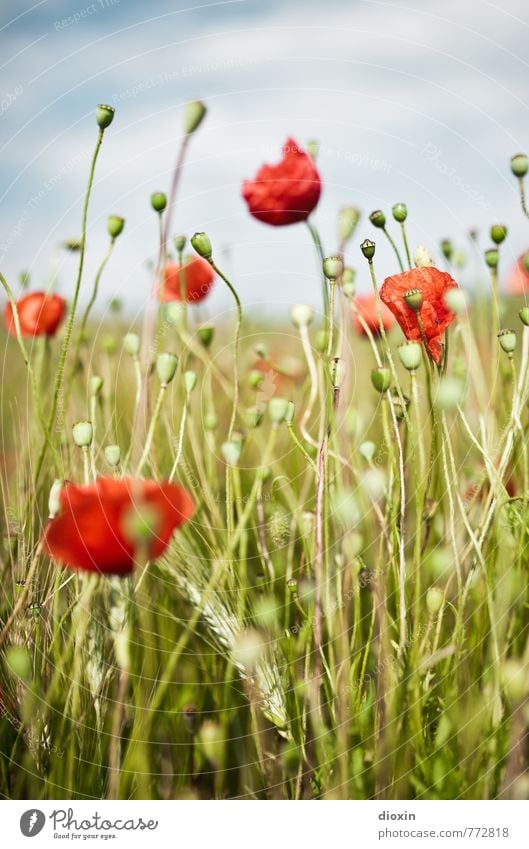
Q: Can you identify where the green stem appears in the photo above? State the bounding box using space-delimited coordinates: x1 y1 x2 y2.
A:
208 258 241 441
305 219 328 319
382 227 404 271
136 383 167 476
400 222 412 269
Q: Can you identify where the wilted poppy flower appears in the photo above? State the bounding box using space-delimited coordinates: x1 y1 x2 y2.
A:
380 267 458 364
44 477 195 575
242 137 321 226
351 293 395 336
159 257 215 303
4 291 66 338
506 252 529 295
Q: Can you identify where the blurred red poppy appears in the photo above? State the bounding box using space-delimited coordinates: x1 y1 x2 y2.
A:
506 252 529 295
4 291 66 338
159 257 215 303
351 293 395 336
44 477 195 575
380 267 458 364
242 137 321 226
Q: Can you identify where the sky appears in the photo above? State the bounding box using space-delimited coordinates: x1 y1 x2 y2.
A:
1 0 528 322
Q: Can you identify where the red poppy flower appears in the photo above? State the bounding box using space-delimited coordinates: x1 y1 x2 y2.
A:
43 477 195 575
351 293 395 336
4 291 66 338
242 137 321 226
380 267 458 364
506 252 529 295
159 257 215 303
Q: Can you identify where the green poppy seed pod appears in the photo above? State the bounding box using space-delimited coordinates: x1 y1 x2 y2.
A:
440 239 453 261
107 215 125 239
249 369 264 389
245 406 264 428
306 139 319 161
398 341 422 371
104 444 121 468
72 420 93 448
500 659 529 704
184 100 207 134
191 231 212 260
435 376 465 411
184 370 197 394
443 288 468 315
519 307 529 327
156 352 178 385
165 301 185 327
403 288 423 312
338 206 361 243
392 203 408 223
90 375 103 395
268 397 289 424
322 254 344 281
150 192 167 213
426 587 444 615
290 303 314 328
371 367 391 393
359 441 376 462
123 332 140 357
315 330 328 353
510 153 529 178
174 234 186 253
360 239 376 261
414 245 434 267
96 104 115 130
490 224 508 245
204 412 218 430
197 324 215 347
48 479 63 517
498 329 517 355
221 440 242 467
484 247 499 269
285 401 295 425
369 210 386 229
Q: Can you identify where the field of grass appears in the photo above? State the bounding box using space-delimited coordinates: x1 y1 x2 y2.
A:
1 104 529 801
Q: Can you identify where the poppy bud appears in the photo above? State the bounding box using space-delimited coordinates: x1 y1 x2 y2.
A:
104 444 121 467
72 420 93 447
107 215 125 239
341 267 356 298
338 206 361 243
497 329 516 355
150 192 167 213
221 440 242 467
500 659 529 704
398 341 422 371
156 352 178 385
314 330 328 353
392 203 407 223
290 303 314 328
96 104 115 130
484 248 499 269
371 367 391 393
519 307 529 327
369 210 386 229
204 412 217 430
191 231 212 260
48 479 63 517
443 288 468 315
440 239 453 261
490 224 508 245
197 324 214 347
245 406 264 428
285 401 295 424
403 288 423 312
174 234 186 253
184 370 197 394
90 375 103 395
359 441 376 462
123 332 140 357
510 153 529 178
268 397 289 423
322 255 344 281
414 245 434 267
426 587 444 615
435 376 465 411
360 239 376 261
249 369 264 389
165 302 185 327
184 100 207 134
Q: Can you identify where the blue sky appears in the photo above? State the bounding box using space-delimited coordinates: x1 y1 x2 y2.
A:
1 0 528 321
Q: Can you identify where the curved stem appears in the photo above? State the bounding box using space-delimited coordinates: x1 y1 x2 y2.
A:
135 383 167 476
208 258 241 441
382 226 404 271
71 236 115 383
305 218 328 319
